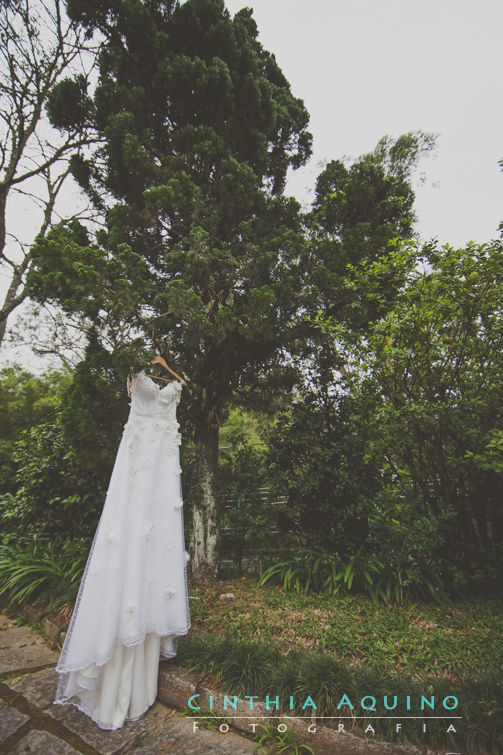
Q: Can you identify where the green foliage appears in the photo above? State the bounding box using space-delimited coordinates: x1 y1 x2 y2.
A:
305 131 437 330
0 365 67 494
45 73 93 130
258 546 444 605
218 432 277 572
178 633 280 697
254 722 315 754
265 389 382 553
2 419 106 539
57 331 130 474
219 405 274 451
232 235 503 594
0 532 88 610
264 234 503 594
0 364 112 540
327 238 503 592
0 339 129 540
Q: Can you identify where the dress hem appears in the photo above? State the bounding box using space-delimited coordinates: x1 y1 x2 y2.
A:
53 627 191 731
55 623 192 674
52 697 151 731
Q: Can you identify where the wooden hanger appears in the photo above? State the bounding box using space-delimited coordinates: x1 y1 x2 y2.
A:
145 355 187 386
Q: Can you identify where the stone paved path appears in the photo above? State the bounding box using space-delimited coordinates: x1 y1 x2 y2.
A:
0 612 257 754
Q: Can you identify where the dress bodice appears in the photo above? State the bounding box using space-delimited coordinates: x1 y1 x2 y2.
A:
128 370 182 418
124 370 183 453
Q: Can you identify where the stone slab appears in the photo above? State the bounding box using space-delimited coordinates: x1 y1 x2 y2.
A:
0 612 19 630
120 712 256 754
41 616 63 643
0 623 58 674
6 667 60 710
191 728 257 754
10 729 81 754
196 684 270 729
141 729 256 754
286 718 427 755
0 701 29 744
48 698 178 754
157 661 199 709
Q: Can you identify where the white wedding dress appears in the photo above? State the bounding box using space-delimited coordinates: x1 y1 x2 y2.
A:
54 370 191 730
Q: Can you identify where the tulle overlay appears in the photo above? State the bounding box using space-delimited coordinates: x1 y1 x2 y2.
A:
54 371 191 730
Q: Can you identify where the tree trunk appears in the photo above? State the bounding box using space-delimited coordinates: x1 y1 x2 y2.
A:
0 266 26 346
190 421 220 577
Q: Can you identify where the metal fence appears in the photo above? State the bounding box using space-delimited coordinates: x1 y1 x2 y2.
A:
216 485 298 573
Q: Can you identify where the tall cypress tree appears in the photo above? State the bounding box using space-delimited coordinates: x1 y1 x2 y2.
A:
29 0 312 575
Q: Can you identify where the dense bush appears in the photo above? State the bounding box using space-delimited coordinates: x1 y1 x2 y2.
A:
0 365 66 494
0 336 129 539
1 419 108 539
260 240 503 598
265 388 384 553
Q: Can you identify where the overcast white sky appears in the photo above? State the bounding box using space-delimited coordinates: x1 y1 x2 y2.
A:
224 0 503 246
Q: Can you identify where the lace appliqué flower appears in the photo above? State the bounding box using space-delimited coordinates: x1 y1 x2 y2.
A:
154 417 179 431
173 497 183 510
164 583 176 600
184 550 191 562
128 430 141 453
145 523 155 539
105 529 116 543
162 431 181 454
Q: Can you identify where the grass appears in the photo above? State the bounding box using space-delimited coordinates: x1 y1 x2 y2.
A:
188 575 502 683
182 574 502 754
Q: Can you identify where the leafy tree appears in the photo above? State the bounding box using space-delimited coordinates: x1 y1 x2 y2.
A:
305 131 436 333
0 337 130 539
267 235 503 595
330 238 503 585
57 331 130 474
265 386 384 553
0 365 68 494
3 418 107 539
27 0 313 575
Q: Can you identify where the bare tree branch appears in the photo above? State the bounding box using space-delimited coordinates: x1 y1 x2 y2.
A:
0 0 101 346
